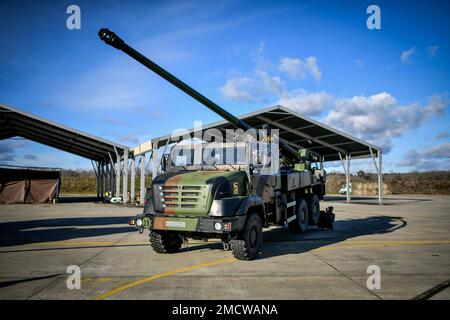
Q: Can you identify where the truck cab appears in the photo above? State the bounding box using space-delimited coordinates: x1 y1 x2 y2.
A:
131 139 326 260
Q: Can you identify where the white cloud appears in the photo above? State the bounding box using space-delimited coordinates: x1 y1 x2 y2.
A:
436 131 450 140
221 46 323 107
0 143 15 161
278 56 322 81
401 47 416 64
220 76 261 102
0 139 29 162
422 93 448 117
23 154 39 161
220 44 448 155
424 142 450 159
427 45 440 57
277 89 332 116
256 70 284 96
324 92 449 153
398 142 450 170
220 68 285 103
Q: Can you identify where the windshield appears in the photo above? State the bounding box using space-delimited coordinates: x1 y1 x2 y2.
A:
169 143 247 168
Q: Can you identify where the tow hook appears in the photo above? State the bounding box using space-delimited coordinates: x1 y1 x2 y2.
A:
138 227 144 234
222 242 230 251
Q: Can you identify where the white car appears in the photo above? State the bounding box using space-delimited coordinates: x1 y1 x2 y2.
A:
338 183 352 195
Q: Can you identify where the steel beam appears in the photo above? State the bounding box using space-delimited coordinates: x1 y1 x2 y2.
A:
257 115 347 154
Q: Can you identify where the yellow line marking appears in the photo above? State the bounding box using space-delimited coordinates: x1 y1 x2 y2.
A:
26 240 221 247
94 258 236 300
93 240 450 300
9 239 448 250
24 239 450 247
30 241 123 246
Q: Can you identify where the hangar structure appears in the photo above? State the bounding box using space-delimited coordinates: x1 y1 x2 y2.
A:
131 105 384 205
0 104 130 201
1 104 383 205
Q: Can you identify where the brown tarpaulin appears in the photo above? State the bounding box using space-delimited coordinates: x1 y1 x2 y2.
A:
25 179 59 203
0 167 60 204
0 180 26 204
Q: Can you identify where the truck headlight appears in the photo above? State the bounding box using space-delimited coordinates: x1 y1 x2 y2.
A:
136 219 143 227
214 222 222 231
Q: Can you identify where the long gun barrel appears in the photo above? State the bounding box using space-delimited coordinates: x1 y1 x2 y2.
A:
98 28 300 162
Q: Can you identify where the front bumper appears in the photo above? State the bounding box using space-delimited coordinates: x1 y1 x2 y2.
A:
129 214 246 234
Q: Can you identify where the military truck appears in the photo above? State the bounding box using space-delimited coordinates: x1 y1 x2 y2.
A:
99 28 329 260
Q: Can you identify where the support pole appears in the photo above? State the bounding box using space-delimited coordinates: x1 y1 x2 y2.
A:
378 150 383 205
140 153 146 206
115 154 121 198
110 162 115 196
369 147 383 205
99 162 104 200
91 160 100 200
346 154 351 203
152 141 159 181
130 157 136 204
123 149 129 203
107 153 115 196
338 153 351 203
104 164 109 196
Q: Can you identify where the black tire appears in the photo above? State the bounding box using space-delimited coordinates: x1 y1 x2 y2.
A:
149 230 182 253
231 213 263 260
288 198 308 233
308 194 320 226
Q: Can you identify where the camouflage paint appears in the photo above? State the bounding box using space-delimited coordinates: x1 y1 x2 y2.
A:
157 170 247 217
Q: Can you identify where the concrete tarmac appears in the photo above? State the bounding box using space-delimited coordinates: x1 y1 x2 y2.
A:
0 195 449 300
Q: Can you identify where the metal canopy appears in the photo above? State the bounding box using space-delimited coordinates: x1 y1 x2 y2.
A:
152 105 381 161
0 104 129 162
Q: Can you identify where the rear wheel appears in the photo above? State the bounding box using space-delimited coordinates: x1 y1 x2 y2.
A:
231 213 263 260
288 198 308 233
308 194 320 226
149 230 182 253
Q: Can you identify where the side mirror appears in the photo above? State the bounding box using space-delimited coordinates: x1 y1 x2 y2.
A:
161 155 167 172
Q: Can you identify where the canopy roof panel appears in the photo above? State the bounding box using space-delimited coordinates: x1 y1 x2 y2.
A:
0 104 129 162
151 105 381 161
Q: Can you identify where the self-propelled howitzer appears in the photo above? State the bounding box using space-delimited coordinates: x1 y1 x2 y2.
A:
98 28 330 260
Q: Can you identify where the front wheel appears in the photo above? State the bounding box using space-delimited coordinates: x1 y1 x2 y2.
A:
231 213 263 260
149 230 182 253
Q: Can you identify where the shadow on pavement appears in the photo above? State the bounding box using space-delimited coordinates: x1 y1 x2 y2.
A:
0 273 61 288
58 196 99 203
0 216 135 247
178 215 407 259
0 213 407 260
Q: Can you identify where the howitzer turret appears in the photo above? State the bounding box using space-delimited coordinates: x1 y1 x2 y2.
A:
98 28 300 163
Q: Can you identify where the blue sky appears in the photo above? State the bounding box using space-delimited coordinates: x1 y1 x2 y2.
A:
0 0 449 173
